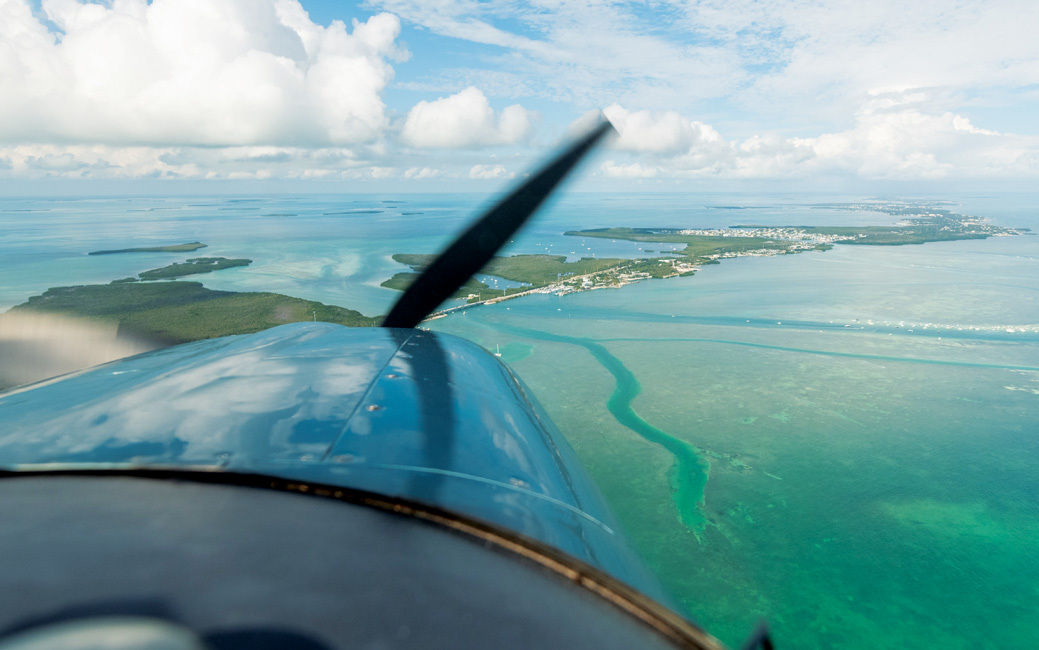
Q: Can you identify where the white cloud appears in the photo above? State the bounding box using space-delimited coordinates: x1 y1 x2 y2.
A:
374 0 1039 145
25 152 88 172
590 100 1039 181
469 163 511 179
604 105 725 155
3 0 1036 185
800 102 1034 180
1 144 181 178
373 0 744 109
601 161 660 178
0 0 406 147
404 167 439 179
400 87 535 149
711 0 1039 111
0 142 388 180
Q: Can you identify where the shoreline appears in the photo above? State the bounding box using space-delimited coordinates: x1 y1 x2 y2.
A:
422 202 1026 320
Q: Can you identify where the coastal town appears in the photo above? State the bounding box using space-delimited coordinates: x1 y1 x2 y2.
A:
426 203 1025 318
429 228 864 318
676 226 855 250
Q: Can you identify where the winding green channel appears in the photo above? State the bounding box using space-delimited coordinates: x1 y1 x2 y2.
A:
492 321 712 538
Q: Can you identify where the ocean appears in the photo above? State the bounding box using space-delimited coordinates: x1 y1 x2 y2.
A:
3 192 1038 648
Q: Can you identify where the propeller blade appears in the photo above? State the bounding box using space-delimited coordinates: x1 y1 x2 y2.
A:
380 119 616 329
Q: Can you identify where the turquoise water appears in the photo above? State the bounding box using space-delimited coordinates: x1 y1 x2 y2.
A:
425 202 1039 647
496 321 712 538
3 192 1038 648
434 291 1039 647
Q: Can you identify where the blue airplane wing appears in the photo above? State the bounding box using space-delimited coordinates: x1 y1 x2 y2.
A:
0 322 657 592
0 323 727 650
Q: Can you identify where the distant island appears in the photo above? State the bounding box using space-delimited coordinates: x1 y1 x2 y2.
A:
10 244 370 347
381 253 629 303
12 282 377 345
88 242 207 255
384 200 1024 318
569 202 1018 251
137 257 252 281
110 256 253 283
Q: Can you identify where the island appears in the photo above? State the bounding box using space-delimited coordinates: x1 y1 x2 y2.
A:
382 270 490 300
109 257 254 283
136 257 252 281
569 205 1016 256
88 242 207 255
382 253 631 303
11 282 377 345
383 200 1024 317
9 244 372 347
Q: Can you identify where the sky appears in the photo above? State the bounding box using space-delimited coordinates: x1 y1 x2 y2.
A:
1 0 1038 193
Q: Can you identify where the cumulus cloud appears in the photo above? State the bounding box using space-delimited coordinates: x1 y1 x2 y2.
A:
401 87 535 148
590 99 1039 181
4 0 1036 185
603 105 726 156
800 101 1032 180
1 144 175 178
469 164 511 179
0 0 406 147
404 167 439 179
0 142 387 180
601 161 660 178
25 153 88 172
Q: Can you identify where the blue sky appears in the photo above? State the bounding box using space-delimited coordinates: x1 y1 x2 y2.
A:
2 0 1038 192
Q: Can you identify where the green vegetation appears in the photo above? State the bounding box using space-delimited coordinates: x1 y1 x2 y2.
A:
386 253 631 303
484 254 627 284
731 224 991 245
621 257 688 279
89 242 207 255
804 226 989 245
381 272 490 299
567 228 792 260
7 242 379 348
137 257 252 280
732 202 1019 245
810 229 989 247
380 271 421 292
392 252 627 285
392 253 438 267
12 282 377 344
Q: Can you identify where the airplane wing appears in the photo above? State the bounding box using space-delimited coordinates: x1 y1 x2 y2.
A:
0 322 725 649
